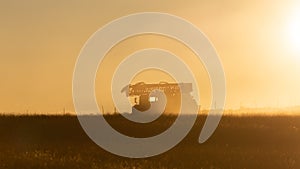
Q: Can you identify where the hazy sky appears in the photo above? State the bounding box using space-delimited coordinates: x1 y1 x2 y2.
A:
0 0 300 113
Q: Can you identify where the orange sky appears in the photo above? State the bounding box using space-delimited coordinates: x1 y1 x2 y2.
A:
0 0 300 113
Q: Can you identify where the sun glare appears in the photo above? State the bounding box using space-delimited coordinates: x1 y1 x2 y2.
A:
285 9 300 54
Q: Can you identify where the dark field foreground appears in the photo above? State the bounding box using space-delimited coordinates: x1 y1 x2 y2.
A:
0 115 300 169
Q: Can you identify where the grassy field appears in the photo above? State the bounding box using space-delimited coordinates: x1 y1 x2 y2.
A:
0 114 300 169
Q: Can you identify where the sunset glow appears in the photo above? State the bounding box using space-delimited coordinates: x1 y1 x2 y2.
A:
285 9 300 54
0 1 300 113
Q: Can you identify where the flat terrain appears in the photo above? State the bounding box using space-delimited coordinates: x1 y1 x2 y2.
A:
0 115 299 169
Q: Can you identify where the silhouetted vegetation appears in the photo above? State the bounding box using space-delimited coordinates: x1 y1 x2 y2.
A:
0 114 300 169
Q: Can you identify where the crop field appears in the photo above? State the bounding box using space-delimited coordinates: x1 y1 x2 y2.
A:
0 114 300 169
